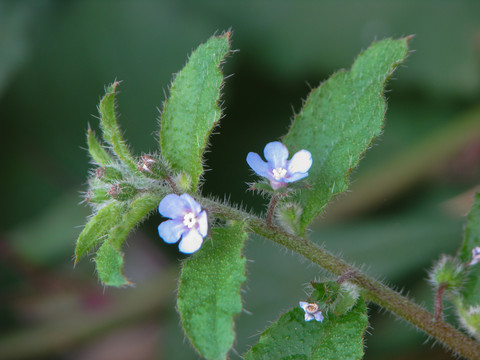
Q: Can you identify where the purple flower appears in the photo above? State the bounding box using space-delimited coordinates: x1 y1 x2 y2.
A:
158 193 208 254
299 301 324 322
247 142 312 190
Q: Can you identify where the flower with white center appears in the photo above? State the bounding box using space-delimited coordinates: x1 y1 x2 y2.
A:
158 193 208 254
247 142 312 190
469 247 480 266
299 301 324 322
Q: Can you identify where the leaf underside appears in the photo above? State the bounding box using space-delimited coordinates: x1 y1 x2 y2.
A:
283 37 410 232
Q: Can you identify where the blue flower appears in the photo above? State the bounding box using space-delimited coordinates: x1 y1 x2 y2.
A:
158 193 208 254
247 142 312 190
470 247 480 266
299 301 324 322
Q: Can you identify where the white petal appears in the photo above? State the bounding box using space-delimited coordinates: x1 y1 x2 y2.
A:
198 210 208 237
288 150 312 174
264 142 289 168
178 229 203 254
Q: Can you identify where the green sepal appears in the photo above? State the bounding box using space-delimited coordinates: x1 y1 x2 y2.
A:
96 166 124 183
98 81 138 172
244 281 368 360
87 127 113 166
332 282 360 316
177 222 247 360
95 239 131 287
250 182 275 193
108 183 138 202
282 37 410 232
75 201 124 263
160 32 231 191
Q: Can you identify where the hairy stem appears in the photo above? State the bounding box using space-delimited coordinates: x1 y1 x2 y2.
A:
202 197 480 360
266 194 279 227
435 283 447 323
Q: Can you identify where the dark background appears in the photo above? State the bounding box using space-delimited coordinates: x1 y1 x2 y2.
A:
1 1 480 359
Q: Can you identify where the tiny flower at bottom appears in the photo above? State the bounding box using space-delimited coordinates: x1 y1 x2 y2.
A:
299 301 324 322
158 193 208 254
469 247 480 266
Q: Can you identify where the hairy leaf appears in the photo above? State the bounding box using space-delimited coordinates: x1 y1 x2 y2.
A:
75 201 124 262
159 32 230 191
283 37 410 232
244 282 368 360
95 239 130 287
98 81 137 171
108 194 161 249
177 222 247 360
87 127 112 166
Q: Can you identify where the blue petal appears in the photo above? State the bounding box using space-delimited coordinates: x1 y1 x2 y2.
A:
180 193 202 214
158 219 186 244
197 210 208 237
285 171 309 183
158 194 188 219
247 152 270 178
178 229 203 254
264 142 288 168
314 312 324 322
288 150 312 174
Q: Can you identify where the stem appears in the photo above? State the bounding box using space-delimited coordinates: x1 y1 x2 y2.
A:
435 283 447 323
266 194 279 227
202 197 480 360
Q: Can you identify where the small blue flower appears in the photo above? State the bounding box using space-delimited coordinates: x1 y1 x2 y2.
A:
247 142 312 190
158 193 208 254
470 247 480 266
299 301 324 322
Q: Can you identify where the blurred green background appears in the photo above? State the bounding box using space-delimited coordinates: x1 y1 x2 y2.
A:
1 1 480 359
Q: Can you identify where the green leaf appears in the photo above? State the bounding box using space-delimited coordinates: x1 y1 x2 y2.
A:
95 239 130 287
177 221 247 360
91 194 161 287
283 37 410 232
98 81 137 171
458 191 480 306
244 282 368 360
87 126 112 166
108 194 161 249
160 32 231 191
75 201 124 263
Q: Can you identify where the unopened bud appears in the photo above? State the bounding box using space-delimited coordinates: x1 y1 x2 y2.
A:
429 255 465 293
108 183 137 201
138 155 155 173
95 166 123 183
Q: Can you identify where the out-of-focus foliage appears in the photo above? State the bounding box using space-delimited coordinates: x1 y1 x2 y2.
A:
1 1 480 359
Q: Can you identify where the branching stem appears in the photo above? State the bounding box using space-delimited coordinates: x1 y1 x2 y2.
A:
201 196 480 360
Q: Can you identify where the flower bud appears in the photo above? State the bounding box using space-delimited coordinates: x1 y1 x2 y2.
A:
173 172 193 193
429 255 465 293
96 166 123 183
276 202 302 235
332 282 360 315
108 183 138 201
